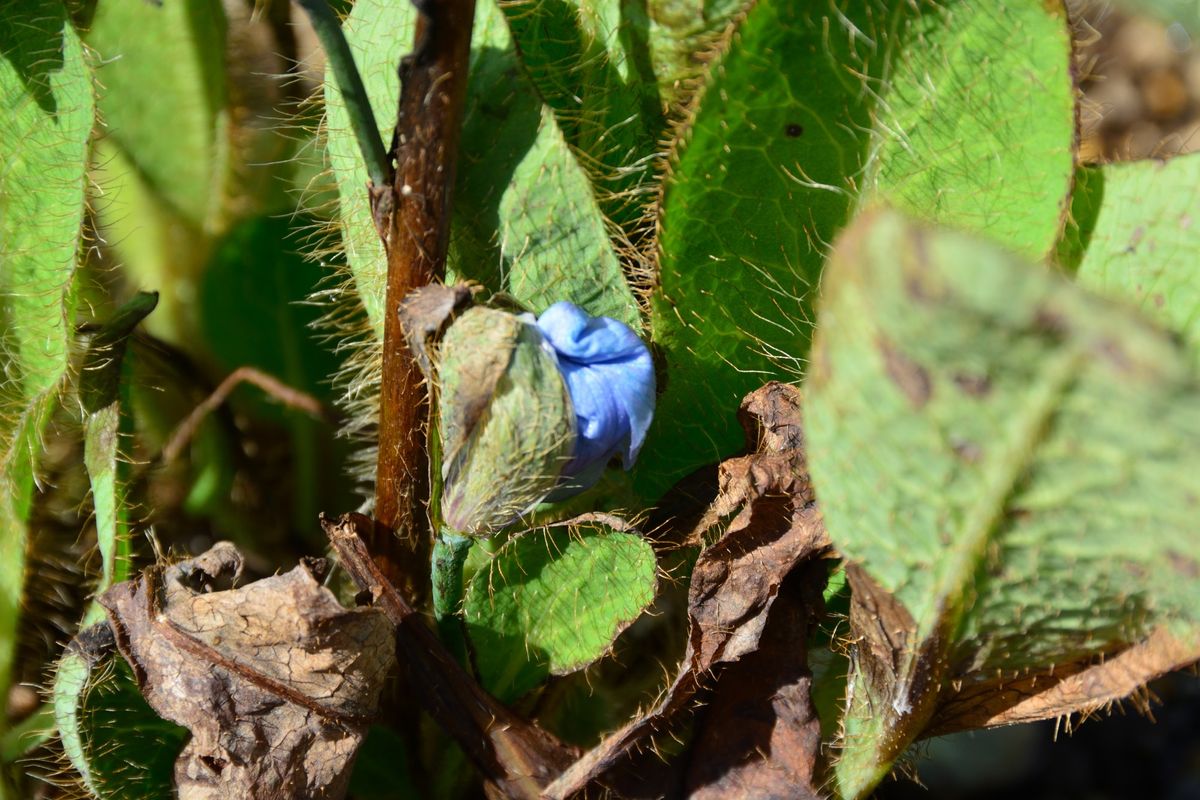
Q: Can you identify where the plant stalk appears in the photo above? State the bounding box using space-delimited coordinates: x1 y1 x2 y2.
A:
294 0 390 189
371 0 477 605
431 529 472 665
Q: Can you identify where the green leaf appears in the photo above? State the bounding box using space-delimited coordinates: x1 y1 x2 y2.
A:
646 0 749 107
323 0 406 335
639 0 897 498
83 0 228 352
78 292 160 414
498 0 663 230
53 646 101 796
326 0 640 338
804 209 1200 799
869 1 1076 261
54 645 186 800
57 295 156 792
463 518 657 703
453 8 641 327
639 0 1076 499
347 725 422 800
1054 163 1105 271
79 292 157 622
83 0 227 231
1073 154 1200 368
0 0 93 726
88 138 214 349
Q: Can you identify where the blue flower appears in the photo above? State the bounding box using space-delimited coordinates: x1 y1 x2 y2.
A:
536 302 656 493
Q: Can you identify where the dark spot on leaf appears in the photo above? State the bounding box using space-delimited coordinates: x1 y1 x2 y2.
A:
1123 226 1145 254
1154 293 1165 309
785 123 804 138
1167 550 1200 578
1006 507 1032 524
1096 338 1133 373
951 438 982 463
877 337 932 408
952 372 992 397
1123 561 1149 580
1033 307 1069 336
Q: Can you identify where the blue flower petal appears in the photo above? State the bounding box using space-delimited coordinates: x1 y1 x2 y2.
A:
536 302 655 483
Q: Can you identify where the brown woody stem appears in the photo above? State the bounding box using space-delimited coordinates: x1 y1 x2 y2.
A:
322 513 577 799
372 0 476 604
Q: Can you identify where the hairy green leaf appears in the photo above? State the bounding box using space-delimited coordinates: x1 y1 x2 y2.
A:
83 0 227 230
1073 154 1200 367
56 294 156 793
805 209 1200 799
454 3 640 327
498 0 663 231
55 646 186 800
0 0 93 729
323 0 404 334
463 519 657 703
83 0 227 352
53 645 100 796
646 0 748 107
79 292 157 621
1054 163 1105 271
869 1 1076 260
326 0 639 338
639 0 895 498
639 0 1075 499
87 138 213 348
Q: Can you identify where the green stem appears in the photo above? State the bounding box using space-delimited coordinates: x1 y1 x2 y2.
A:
432 529 472 665
294 0 389 188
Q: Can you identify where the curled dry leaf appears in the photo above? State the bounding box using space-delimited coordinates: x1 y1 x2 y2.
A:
685 561 827 800
397 282 473 379
546 382 830 800
929 627 1200 736
99 542 395 800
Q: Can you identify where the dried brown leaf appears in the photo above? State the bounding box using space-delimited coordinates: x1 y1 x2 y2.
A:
100 542 395 800
397 282 473 379
321 512 578 800
546 382 830 799
685 561 826 800
929 628 1200 735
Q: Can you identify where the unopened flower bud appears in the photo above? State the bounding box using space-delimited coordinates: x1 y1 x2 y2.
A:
438 306 576 534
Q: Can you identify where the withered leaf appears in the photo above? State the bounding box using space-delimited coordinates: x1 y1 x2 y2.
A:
397 282 473 380
100 542 395 800
546 382 830 800
929 628 1200 736
322 513 578 800
685 563 826 800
